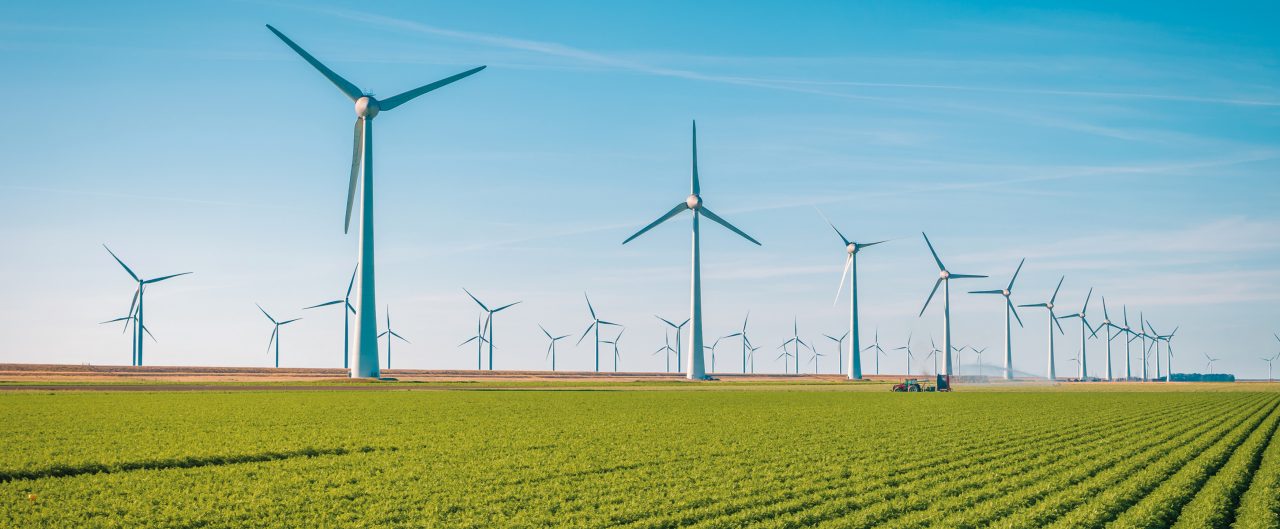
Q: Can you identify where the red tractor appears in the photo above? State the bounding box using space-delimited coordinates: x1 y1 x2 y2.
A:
892 375 952 392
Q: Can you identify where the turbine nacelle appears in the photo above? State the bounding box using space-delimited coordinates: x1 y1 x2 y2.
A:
846 243 857 255
1002 289 1011 297
686 194 702 210
355 96 380 119
1046 302 1055 310
939 270 950 279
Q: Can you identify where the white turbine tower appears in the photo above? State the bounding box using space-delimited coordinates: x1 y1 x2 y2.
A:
257 304 301 368
1262 353 1278 382
1093 297 1127 381
540 325 570 372
1058 288 1095 380
103 245 191 367
621 121 761 380
266 25 485 379
377 306 409 369
969 258 1025 380
863 329 887 376
821 211 887 380
578 293 621 372
917 233 987 378
1019 276 1066 381
824 331 850 375
302 265 358 369
463 288 521 371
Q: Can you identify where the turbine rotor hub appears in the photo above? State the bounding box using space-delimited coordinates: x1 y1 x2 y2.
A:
355 96 380 119
686 194 702 209
940 270 950 279
1002 289 1011 297
1047 303 1054 310
847 243 857 254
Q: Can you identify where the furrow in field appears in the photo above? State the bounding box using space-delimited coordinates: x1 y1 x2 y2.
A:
1172 400 1280 529
1232 403 1280 529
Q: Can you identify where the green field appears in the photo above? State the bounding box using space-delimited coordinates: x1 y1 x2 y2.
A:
3 387 1280 528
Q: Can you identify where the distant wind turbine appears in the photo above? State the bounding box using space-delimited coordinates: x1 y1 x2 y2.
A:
622 121 761 380
655 315 690 372
821 210 887 380
1146 320 1163 380
1151 323 1178 381
103 245 191 366
776 347 795 374
257 304 301 368
862 329 887 375
1019 276 1066 381
653 331 676 372
719 312 753 374
99 313 155 363
1262 353 1278 382
972 347 988 377
457 315 490 370
578 293 621 372
1204 353 1220 374
600 329 626 372
377 306 409 369
969 258 1025 380
824 331 850 376
302 264 358 369
540 325 570 371
780 319 810 375
893 333 915 375
1093 297 1127 381
464 288 520 371
926 337 942 374
917 233 987 377
1058 288 1096 380
747 344 760 374
266 25 485 378
807 346 825 374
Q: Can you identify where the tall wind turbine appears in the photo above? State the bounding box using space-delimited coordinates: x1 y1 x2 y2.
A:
969 258 1025 380
747 344 760 374
1146 320 1163 380
1120 306 1138 380
377 306 409 369
917 233 987 377
457 315 489 370
463 288 520 371
602 329 626 372
1151 323 1178 381
780 319 809 375
257 304 301 368
578 293 621 372
1058 288 1095 380
621 122 761 380
302 264 358 369
1019 276 1066 381
1093 297 1127 381
540 325 569 371
824 332 850 376
655 316 690 371
100 313 155 364
1204 353 1220 374
893 333 915 375
822 211 887 380
863 329 887 375
103 245 191 366
266 25 485 379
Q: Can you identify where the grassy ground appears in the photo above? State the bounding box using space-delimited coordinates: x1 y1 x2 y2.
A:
2 383 1278 528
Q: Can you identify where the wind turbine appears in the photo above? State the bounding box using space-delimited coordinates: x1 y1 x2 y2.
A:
1019 276 1066 381
653 332 676 372
1152 323 1178 381
972 347 988 378
266 25 485 378
1120 306 1138 380
747 344 760 374
376 306 410 369
917 233 987 377
822 211 887 380
1058 288 1095 380
926 337 942 374
463 288 520 370
1092 297 1127 381
540 325 569 372
302 264 358 369
807 347 825 374
621 122 761 380
1146 320 1163 380
457 315 489 370
99 313 155 364
1204 353 1220 374
969 258 1025 380
1262 353 1278 382
862 329 887 376
775 347 795 374
257 304 301 368
893 333 915 375
824 331 850 376
705 335 731 373
720 312 753 374
655 316 690 372
602 329 626 372
578 293 621 372
780 319 810 375
103 245 191 366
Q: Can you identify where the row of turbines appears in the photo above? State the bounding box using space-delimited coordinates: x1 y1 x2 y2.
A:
94 24 1266 381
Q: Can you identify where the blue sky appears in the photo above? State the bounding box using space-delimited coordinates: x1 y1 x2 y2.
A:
2 1 1278 377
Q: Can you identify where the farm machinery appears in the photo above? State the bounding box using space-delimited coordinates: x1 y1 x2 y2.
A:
891 375 951 392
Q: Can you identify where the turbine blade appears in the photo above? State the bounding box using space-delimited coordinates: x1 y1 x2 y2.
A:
462 288 489 312
1018 302 1048 308
346 301 356 315
700 207 761 245
102 245 139 281
346 263 358 296
815 208 850 245
577 322 596 345
540 324 552 340
921 232 945 271
918 278 942 317
267 327 277 352
1009 300 1024 328
622 203 689 244
969 290 1004 295
655 315 677 328
303 300 344 310
493 301 522 312
378 66 487 111
691 120 700 195
948 273 987 279
1050 276 1065 304
265 25 363 101
834 255 852 305
142 325 157 342
1007 258 1026 291
344 118 364 233
143 272 192 284
278 318 302 325
391 331 409 343
1082 288 1093 314
127 288 139 319
858 240 889 249
256 303 277 325
584 293 596 320
459 336 478 347
1052 313 1065 334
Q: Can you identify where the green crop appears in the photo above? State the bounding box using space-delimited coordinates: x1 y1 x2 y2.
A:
0 388 1277 528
